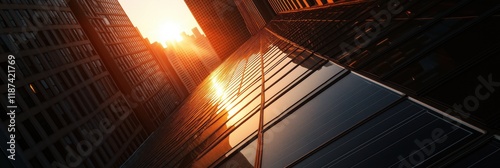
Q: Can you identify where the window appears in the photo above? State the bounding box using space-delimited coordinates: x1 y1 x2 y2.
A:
54 73 68 90
14 10 26 26
33 55 46 70
54 30 67 44
3 10 17 27
294 100 481 167
40 79 53 97
60 100 76 122
15 57 31 77
18 86 36 108
29 32 42 47
35 113 54 135
29 83 45 102
23 119 42 142
77 65 89 80
37 31 50 46
47 77 60 95
262 74 401 167
47 30 59 45
90 84 103 102
0 12 7 28
46 108 64 129
450 138 500 166
23 56 39 74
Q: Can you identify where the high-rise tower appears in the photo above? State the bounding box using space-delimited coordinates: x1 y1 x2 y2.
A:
68 0 183 133
0 1 148 167
184 0 252 60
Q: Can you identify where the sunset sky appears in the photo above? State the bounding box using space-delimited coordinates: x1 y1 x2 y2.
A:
118 0 202 44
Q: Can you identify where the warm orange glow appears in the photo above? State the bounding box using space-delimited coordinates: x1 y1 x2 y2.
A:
211 78 227 105
158 22 183 42
29 84 37 93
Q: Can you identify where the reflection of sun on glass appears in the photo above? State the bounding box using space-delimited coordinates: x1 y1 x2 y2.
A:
211 78 226 103
158 22 183 42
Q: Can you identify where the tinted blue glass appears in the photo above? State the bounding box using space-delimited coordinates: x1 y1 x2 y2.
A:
264 61 343 124
262 74 401 167
450 138 500 168
296 100 482 168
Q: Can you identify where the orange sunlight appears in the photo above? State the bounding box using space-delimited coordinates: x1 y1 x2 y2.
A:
158 22 183 42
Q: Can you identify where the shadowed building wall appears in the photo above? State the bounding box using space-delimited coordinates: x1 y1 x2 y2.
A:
0 1 148 167
69 0 182 135
184 0 252 60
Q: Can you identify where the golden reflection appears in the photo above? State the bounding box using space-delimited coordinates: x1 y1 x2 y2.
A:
29 84 37 93
212 77 227 103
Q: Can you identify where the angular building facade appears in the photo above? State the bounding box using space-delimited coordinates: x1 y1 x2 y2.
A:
165 28 221 92
0 1 148 168
123 0 500 167
190 27 222 73
234 0 276 35
149 41 189 100
68 0 183 133
1 0 183 167
185 0 252 60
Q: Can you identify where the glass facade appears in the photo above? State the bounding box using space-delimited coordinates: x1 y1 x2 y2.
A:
122 1 499 165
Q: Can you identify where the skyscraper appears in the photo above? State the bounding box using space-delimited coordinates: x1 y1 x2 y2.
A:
123 0 500 167
190 27 222 72
165 29 221 92
68 0 183 133
149 41 189 100
0 1 148 167
185 0 252 60
234 0 276 35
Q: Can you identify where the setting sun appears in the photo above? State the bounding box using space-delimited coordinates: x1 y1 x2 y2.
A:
158 22 183 42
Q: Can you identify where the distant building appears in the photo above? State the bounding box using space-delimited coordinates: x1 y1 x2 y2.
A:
149 42 189 100
164 46 199 92
165 28 221 92
191 27 221 72
185 0 251 60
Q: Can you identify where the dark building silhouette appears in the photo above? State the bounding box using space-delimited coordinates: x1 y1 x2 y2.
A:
123 0 500 167
0 1 149 168
184 0 252 60
0 0 183 167
234 0 276 35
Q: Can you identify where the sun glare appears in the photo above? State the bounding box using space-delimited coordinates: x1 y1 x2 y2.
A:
158 22 183 42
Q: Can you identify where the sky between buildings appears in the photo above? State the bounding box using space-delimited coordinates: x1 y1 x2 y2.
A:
118 0 202 45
